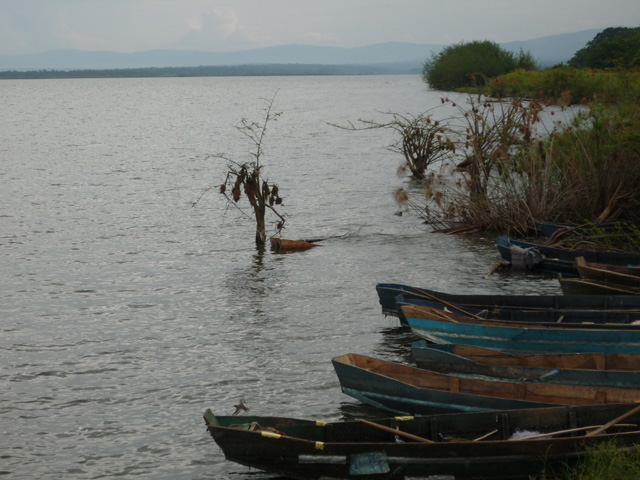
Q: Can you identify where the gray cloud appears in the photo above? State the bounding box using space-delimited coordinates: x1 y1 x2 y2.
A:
0 0 638 55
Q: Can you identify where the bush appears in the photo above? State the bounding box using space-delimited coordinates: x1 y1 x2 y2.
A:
423 40 537 91
483 67 640 105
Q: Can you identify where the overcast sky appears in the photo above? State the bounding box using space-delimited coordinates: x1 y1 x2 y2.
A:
1 0 639 55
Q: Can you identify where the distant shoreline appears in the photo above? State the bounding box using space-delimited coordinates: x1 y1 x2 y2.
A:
0 63 421 80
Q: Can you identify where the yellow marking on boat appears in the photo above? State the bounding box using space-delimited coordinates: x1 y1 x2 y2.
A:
395 416 414 421
315 441 324 450
316 421 327 427
261 431 281 439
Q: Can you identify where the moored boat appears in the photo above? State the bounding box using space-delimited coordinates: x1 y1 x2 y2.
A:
576 256 640 287
410 341 640 389
376 282 640 318
400 300 640 330
558 274 640 296
332 353 640 416
204 403 640 480
401 304 640 354
496 235 640 273
395 294 640 327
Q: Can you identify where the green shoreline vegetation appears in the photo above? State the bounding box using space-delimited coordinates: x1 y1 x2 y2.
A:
407 27 640 254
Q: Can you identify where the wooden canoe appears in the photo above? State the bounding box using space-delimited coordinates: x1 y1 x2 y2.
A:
576 256 640 287
269 237 320 252
375 283 640 318
394 294 640 327
410 341 640 389
332 353 640 416
496 235 640 266
412 342 640 371
204 403 640 480
558 274 640 296
495 235 579 276
399 301 640 330
401 304 640 354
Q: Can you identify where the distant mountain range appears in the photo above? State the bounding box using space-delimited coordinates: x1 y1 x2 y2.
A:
0 29 601 73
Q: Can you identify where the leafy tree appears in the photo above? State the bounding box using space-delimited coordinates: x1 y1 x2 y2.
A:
423 40 537 91
569 27 640 69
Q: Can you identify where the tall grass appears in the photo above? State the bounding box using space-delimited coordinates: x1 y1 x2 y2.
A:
483 67 640 105
539 441 640 480
425 69 640 237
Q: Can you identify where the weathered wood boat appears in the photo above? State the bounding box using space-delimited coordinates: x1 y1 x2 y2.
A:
495 235 579 275
269 237 320 252
410 340 640 389
558 274 640 296
395 294 640 327
400 299 640 330
496 235 640 274
332 353 640 416
576 256 640 287
204 403 640 480
401 304 640 354
376 282 640 318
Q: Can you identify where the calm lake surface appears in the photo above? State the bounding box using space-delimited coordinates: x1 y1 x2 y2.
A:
1 75 562 479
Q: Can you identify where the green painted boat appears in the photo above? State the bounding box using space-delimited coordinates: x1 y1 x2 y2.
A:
204 403 640 480
331 353 640 416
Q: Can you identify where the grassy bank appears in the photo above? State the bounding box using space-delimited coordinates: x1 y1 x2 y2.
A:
433 67 640 238
484 66 640 105
538 440 640 480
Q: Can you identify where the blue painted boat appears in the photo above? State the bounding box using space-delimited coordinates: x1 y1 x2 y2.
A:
410 340 640 389
376 282 640 319
395 294 640 327
401 303 640 354
331 353 640 416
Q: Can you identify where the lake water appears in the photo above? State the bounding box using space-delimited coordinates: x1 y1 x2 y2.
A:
0 75 562 479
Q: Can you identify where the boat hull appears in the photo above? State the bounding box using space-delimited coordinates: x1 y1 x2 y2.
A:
204 405 640 480
331 354 640 416
375 283 640 319
411 341 640 389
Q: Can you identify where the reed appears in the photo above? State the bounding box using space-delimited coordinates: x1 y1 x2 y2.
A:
538 440 640 480
426 70 640 235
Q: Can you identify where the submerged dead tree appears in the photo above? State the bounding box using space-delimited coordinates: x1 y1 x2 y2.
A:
332 110 454 180
212 93 286 246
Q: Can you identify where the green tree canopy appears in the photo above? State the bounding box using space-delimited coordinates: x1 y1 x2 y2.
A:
423 40 537 91
569 27 640 69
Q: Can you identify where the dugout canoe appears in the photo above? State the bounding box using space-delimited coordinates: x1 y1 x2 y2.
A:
375 283 640 318
401 304 640 354
496 235 640 274
332 353 640 416
204 403 640 480
410 341 640 389
394 294 640 327
558 274 640 296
